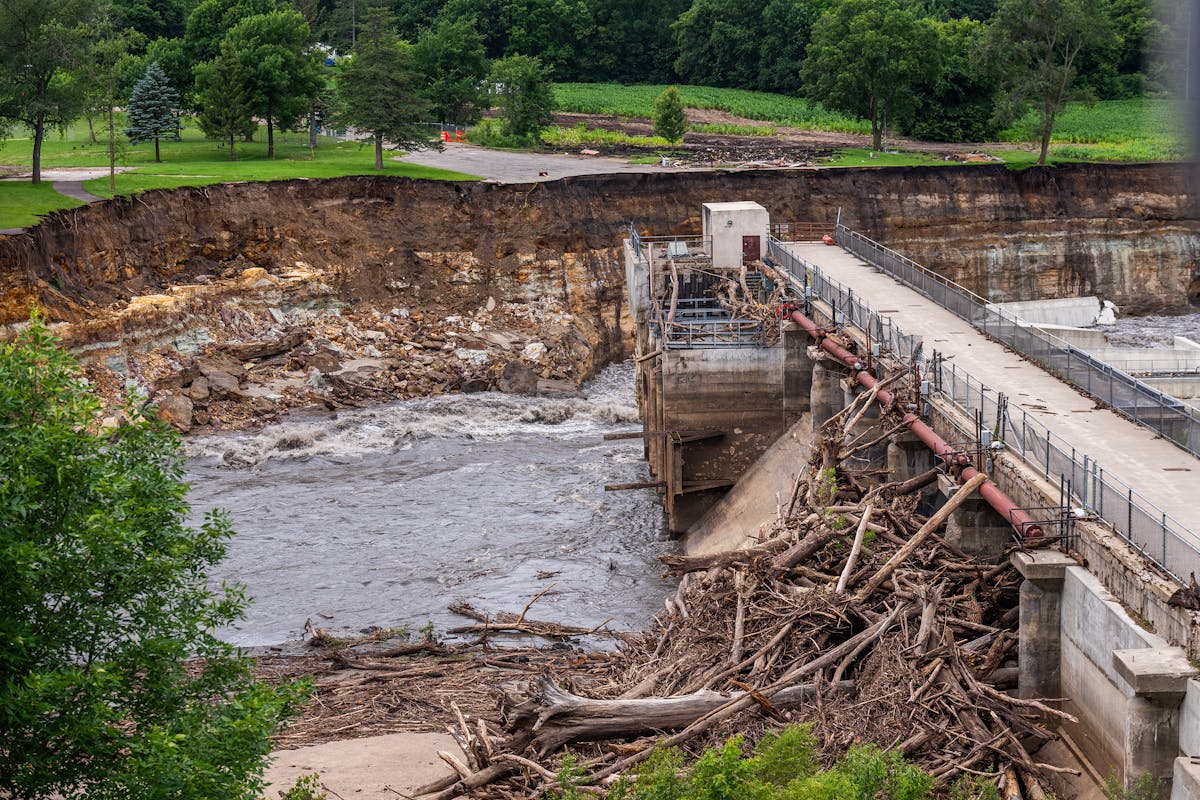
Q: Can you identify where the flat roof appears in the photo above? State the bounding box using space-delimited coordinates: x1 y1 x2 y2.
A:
703 201 767 212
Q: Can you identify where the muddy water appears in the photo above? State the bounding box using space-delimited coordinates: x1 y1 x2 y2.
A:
1099 311 1200 347
186 364 675 648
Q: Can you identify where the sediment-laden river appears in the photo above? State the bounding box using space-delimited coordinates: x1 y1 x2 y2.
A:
186 364 675 648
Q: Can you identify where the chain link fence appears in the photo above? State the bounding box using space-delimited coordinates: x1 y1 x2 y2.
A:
768 236 1199 583
837 226 1200 458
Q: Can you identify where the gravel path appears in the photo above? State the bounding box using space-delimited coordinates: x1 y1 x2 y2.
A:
396 142 699 182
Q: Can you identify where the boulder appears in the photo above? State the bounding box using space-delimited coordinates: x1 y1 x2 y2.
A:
461 378 491 393
537 379 583 399
523 342 548 362
303 350 343 374
498 361 539 395
156 394 193 433
201 368 241 398
187 375 210 401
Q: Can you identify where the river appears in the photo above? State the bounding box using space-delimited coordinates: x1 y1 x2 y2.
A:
186 364 675 648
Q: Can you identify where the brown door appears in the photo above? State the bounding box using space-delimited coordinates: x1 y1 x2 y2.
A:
742 235 760 264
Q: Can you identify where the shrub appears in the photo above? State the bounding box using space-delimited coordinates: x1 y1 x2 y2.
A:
0 318 306 800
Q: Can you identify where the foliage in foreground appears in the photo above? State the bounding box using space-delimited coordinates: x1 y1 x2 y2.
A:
552 727 944 800
0 320 307 799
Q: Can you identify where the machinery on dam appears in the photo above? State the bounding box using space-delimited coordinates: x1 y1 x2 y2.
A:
623 204 1200 800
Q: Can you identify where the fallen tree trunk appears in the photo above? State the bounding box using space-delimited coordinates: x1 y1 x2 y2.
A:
501 675 854 754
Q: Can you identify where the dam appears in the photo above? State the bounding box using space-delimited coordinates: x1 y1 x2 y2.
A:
1 162 1198 796
624 203 1200 800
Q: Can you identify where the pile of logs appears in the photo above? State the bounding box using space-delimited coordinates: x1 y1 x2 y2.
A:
412 406 1073 800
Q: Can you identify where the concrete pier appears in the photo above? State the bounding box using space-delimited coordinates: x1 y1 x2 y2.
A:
809 354 845 432
939 475 1012 561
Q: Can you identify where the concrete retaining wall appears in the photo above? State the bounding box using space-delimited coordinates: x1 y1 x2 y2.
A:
685 416 812 555
1060 567 1166 780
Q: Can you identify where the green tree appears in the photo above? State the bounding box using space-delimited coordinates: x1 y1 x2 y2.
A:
653 85 687 144
979 0 1116 165
0 0 101 184
183 0 283 66
196 38 257 159
225 8 324 158
0 319 305 800
909 18 999 142
336 7 435 169
413 17 489 126
138 36 194 106
489 53 556 140
801 0 940 152
672 0 765 90
503 0 593 79
91 24 144 193
756 0 832 93
125 62 180 162
573 0 689 83
111 0 191 39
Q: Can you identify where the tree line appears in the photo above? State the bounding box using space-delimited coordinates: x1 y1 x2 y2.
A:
0 0 557 182
0 0 1178 183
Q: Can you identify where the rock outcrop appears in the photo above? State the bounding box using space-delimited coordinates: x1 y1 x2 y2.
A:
0 164 1195 430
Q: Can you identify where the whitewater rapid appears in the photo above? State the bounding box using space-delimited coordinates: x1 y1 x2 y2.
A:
186 363 675 647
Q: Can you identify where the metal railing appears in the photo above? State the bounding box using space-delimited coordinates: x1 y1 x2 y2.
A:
771 221 832 242
768 236 1200 583
768 242 921 363
837 225 1200 458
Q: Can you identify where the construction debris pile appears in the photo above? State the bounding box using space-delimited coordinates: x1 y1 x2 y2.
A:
271 402 1072 800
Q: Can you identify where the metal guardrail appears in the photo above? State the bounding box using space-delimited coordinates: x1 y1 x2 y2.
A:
768 236 1200 583
771 221 830 242
768 245 921 363
837 225 1200 458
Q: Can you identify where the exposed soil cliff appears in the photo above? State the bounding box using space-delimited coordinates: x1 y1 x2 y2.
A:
0 164 1195 430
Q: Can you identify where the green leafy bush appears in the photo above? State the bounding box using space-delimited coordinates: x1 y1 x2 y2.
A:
608 727 936 800
0 318 307 800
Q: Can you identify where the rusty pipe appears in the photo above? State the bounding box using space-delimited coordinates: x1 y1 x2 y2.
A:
788 307 1042 539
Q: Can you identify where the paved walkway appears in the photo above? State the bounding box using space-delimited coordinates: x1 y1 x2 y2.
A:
397 142 699 182
0 167 119 234
785 242 1200 546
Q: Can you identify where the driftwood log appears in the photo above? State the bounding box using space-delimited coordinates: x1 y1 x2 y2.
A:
407 391 1069 800
501 675 855 754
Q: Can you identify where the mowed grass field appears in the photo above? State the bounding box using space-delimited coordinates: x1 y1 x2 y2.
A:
0 116 478 228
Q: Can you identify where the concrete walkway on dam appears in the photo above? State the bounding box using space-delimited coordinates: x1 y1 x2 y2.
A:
782 241 1200 549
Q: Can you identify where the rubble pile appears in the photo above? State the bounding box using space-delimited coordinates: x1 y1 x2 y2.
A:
67 266 595 433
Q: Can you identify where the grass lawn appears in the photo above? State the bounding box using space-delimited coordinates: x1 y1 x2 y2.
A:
0 183 85 229
0 117 479 229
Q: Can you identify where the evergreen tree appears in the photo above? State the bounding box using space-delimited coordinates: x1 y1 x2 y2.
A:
336 6 435 169
125 61 180 162
653 85 687 144
196 39 256 159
